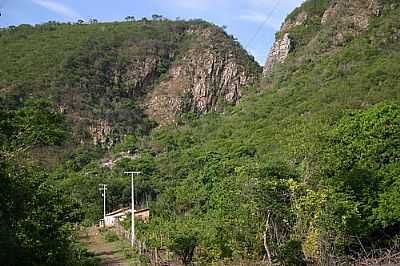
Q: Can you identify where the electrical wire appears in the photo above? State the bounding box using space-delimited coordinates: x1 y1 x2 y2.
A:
244 0 281 50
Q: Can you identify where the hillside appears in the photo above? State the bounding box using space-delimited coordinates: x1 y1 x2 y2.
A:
58 0 400 264
0 19 260 166
0 18 260 265
1 0 400 265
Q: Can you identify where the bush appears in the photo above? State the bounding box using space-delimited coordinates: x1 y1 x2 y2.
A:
168 230 198 264
102 230 119 242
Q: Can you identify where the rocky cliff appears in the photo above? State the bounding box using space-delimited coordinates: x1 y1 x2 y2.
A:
0 19 260 150
145 27 259 125
263 0 387 74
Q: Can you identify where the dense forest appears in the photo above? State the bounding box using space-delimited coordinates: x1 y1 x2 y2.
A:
1 0 400 265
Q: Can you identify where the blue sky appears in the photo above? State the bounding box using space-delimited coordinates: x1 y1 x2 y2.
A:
0 0 304 64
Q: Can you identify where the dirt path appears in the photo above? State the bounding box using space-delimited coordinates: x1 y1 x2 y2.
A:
81 227 130 266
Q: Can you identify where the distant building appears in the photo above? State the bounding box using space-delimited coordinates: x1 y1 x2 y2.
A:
104 207 150 227
134 208 150 223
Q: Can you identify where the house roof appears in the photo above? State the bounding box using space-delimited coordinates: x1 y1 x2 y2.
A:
105 207 150 217
135 208 150 214
106 207 130 217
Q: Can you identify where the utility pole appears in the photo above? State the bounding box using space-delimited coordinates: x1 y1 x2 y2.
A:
124 171 141 247
99 184 108 227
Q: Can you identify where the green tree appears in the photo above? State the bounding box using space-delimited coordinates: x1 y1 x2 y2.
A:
169 228 198 264
0 155 84 265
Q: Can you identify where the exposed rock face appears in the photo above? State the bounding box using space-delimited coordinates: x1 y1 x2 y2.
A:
57 22 259 145
144 28 260 125
112 56 161 96
263 12 307 74
263 0 384 74
281 11 308 33
321 0 383 29
320 0 383 46
263 33 292 74
89 120 114 148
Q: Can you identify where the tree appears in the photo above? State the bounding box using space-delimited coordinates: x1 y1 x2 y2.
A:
0 155 84 265
328 103 400 228
0 99 86 265
89 18 98 24
125 16 135 22
300 103 400 262
152 14 163 21
169 230 198 264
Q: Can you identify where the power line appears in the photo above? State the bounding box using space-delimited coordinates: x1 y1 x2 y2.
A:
245 0 281 50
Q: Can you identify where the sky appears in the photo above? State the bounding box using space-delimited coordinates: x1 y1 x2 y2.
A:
0 0 304 64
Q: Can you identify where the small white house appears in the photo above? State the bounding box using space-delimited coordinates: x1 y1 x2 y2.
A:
104 207 130 227
104 207 150 227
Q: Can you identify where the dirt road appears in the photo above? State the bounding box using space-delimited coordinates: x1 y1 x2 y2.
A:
81 227 130 266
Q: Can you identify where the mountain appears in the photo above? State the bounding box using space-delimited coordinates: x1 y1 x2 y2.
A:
77 0 398 264
1 0 400 265
0 19 260 161
0 18 260 264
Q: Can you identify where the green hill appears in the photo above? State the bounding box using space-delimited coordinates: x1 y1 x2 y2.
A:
0 18 259 265
0 19 259 167
65 0 400 264
1 0 400 265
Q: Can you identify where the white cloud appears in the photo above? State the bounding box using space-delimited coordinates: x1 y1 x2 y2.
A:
31 0 80 19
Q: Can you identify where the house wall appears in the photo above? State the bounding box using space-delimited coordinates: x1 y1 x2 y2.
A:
105 216 116 227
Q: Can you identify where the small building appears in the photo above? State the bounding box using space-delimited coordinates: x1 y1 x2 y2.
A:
104 207 130 227
134 208 150 224
104 207 150 227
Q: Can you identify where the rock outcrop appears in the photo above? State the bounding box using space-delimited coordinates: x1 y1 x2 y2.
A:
321 0 383 46
0 20 260 150
144 27 260 125
89 120 114 148
263 0 384 74
59 22 259 145
321 0 383 29
111 55 161 96
263 11 307 75
263 33 292 74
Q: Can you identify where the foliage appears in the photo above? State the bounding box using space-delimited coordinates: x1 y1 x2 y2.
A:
285 0 331 23
2 2 400 265
0 18 259 169
0 99 67 148
325 103 400 231
0 154 85 265
0 93 91 265
85 3 400 263
168 226 198 264
101 229 120 242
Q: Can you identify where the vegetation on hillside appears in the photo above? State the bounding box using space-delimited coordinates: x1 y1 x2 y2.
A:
59 1 400 264
0 16 259 264
0 18 258 168
1 0 400 264
0 101 97 265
